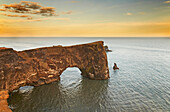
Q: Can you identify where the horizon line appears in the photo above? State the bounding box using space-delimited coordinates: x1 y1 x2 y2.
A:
0 37 170 38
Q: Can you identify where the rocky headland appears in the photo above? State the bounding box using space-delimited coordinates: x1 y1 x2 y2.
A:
0 41 109 111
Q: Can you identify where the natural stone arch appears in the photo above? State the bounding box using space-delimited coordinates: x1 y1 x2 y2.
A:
0 41 109 92
0 41 109 111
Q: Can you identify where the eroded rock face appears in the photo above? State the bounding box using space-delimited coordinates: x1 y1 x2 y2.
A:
0 41 109 92
0 41 109 111
0 90 12 112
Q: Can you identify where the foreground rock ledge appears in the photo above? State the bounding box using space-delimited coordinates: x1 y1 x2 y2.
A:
0 41 109 111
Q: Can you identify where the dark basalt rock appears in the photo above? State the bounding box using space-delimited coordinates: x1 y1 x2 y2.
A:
104 45 112 52
0 41 109 111
113 63 119 70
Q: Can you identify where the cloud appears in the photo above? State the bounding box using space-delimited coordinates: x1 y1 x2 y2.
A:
0 1 57 20
40 7 56 16
0 1 74 22
0 24 4 27
31 17 70 22
138 12 146 15
66 1 79 3
62 11 72 14
0 13 31 19
0 9 7 11
71 1 79 3
0 17 70 23
2 1 56 16
21 1 41 9
125 12 133 16
164 1 170 3
72 22 170 28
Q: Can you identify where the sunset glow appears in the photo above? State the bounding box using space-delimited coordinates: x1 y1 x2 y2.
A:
0 0 170 37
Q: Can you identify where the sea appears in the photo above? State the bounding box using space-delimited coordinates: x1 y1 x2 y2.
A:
0 37 170 112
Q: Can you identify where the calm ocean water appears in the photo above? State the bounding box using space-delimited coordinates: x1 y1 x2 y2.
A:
0 37 170 112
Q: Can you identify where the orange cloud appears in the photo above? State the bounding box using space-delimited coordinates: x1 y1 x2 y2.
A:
0 1 56 20
0 17 70 23
62 11 72 15
164 1 170 3
71 1 79 3
0 9 7 11
66 1 79 3
0 1 74 22
2 1 56 16
40 7 56 16
21 1 41 9
0 13 31 19
125 12 133 16
1 21 170 37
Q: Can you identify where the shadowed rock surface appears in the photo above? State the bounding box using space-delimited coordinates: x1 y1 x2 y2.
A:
0 41 109 111
113 63 119 70
104 45 112 52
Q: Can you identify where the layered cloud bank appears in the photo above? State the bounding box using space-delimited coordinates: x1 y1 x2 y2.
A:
0 1 56 19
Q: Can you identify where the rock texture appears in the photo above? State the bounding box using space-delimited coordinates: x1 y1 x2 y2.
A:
0 41 109 92
104 45 112 52
0 41 109 111
0 90 12 112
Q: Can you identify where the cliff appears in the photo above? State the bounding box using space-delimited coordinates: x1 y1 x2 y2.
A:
0 41 109 111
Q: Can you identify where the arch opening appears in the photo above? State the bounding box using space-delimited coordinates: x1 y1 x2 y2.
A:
60 67 82 88
61 67 82 79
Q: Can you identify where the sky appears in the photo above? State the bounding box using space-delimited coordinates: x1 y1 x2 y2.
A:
0 0 170 37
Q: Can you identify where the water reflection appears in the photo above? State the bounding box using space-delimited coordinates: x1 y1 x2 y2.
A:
8 68 109 112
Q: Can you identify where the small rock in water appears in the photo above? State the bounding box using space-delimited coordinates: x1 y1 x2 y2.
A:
113 63 119 70
19 86 34 93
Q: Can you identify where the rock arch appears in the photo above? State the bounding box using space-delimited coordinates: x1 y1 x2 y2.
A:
0 41 109 93
0 41 109 111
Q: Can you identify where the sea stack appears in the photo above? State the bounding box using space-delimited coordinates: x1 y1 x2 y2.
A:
113 63 119 70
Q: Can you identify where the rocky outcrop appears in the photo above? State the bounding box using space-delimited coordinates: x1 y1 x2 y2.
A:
0 41 109 111
0 41 109 92
113 63 119 70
